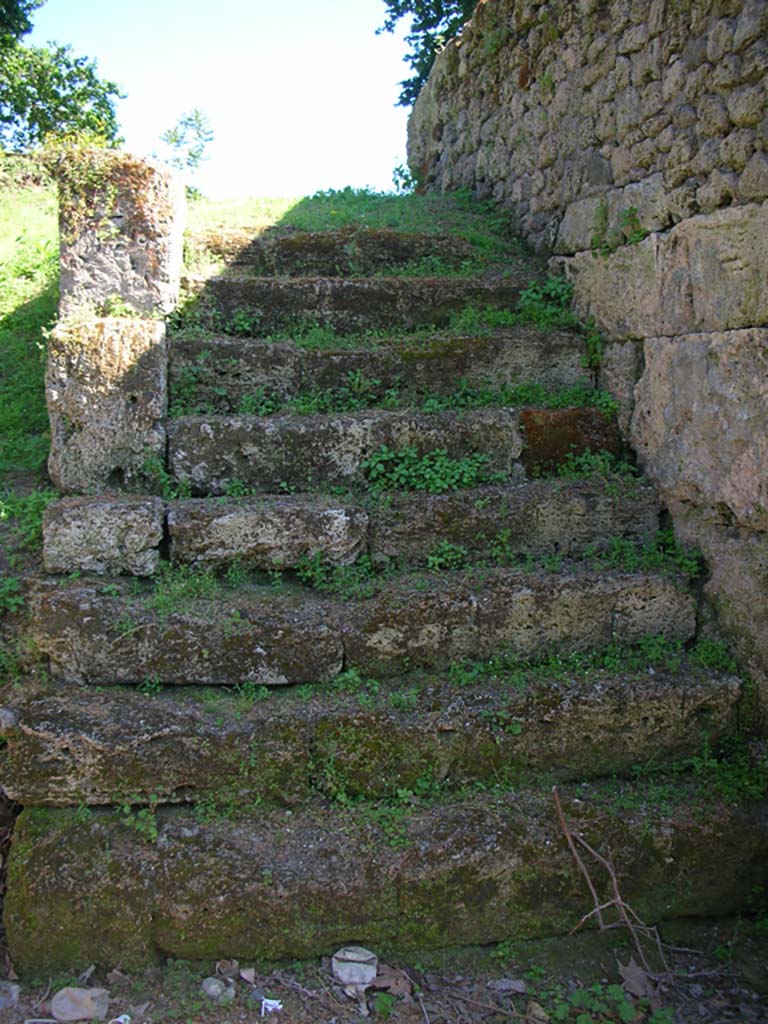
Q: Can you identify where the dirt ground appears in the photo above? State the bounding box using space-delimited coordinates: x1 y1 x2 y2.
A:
0 918 766 1024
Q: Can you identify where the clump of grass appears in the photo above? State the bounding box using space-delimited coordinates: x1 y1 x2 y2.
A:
362 445 506 494
0 488 58 551
581 529 704 581
447 634 688 689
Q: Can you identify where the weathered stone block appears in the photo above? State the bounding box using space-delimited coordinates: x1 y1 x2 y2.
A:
0 689 314 808
343 578 479 674
187 226 478 278
167 409 523 495
168 497 368 568
169 328 592 415
632 330 768 532
672 508 768 728
43 496 164 576
46 317 167 493
29 583 344 687
598 340 643 438
476 570 695 657
191 273 531 334
368 480 660 565
0 670 739 807
561 204 768 339
56 151 184 318
8 783 768 971
519 408 621 474
738 151 768 201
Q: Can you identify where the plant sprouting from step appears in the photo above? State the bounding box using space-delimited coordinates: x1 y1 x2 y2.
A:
362 445 506 494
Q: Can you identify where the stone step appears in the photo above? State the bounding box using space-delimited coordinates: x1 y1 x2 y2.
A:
168 327 593 415
0 669 741 808
7 778 767 972
42 480 659 577
186 226 486 277
28 568 696 687
166 407 619 496
182 272 533 334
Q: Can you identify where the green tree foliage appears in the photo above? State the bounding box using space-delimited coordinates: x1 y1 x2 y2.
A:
0 0 43 44
0 0 123 149
0 43 123 148
378 0 477 106
161 108 214 172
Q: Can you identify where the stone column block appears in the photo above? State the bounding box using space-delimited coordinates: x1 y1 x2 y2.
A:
46 317 168 493
54 150 184 318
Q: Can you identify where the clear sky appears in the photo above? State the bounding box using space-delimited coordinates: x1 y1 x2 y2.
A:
29 0 413 198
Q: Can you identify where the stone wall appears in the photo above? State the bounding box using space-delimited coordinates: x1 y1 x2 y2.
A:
408 0 768 718
408 0 767 250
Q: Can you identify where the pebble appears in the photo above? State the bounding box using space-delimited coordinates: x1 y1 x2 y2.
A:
201 977 235 1004
0 983 20 1010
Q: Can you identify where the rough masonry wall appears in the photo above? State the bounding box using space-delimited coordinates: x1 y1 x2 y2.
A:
408 0 767 250
407 0 768 716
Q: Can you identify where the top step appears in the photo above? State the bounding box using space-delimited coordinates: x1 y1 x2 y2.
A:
186 226 498 278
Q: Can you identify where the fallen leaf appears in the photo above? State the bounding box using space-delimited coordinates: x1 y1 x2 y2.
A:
105 971 131 988
76 966 96 985
371 964 412 998
525 999 550 1023
215 959 239 978
618 958 655 1000
7 965 18 982
240 968 256 986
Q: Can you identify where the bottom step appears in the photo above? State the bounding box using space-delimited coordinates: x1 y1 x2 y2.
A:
6 781 768 973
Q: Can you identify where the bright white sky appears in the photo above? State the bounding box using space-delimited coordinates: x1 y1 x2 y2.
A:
29 0 413 198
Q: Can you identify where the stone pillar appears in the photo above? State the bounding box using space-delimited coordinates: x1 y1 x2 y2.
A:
53 149 184 318
46 317 168 494
45 150 184 494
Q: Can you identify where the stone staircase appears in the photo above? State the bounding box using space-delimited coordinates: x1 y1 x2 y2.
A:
3 186 767 975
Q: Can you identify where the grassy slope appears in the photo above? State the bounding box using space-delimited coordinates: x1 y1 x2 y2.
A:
0 185 58 483
185 185 520 251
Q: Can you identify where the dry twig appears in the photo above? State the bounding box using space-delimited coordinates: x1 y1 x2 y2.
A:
552 787 668 975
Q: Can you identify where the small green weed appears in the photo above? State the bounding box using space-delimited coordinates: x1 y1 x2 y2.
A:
618 205 650 245
363 445 505 494
118 794 159 843
237 386 283 416
137 675 163 696
388 688 419 711
420 379 617 417
426 539 468 571
581 530 704 581
555 449 639 483
689 637 738 673
448 634 687 690
233 680 270 708
296 552 383 600
691 735 768 803
141 453 192 499
373 991 396 1018
148 563 222 618
0 576 24 616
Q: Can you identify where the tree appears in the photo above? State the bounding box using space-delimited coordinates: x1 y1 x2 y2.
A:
0 0 123 150
0 42 123 148
378 0 477 106
0 0 43 45
160 108 214 173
